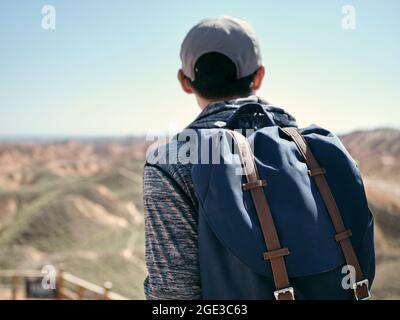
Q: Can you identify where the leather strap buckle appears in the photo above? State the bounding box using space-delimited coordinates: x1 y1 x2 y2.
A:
353 279 371 300
242 180 267 191
274 287 295 300
263 248 290 261
334 229 352 242
308 168 326 177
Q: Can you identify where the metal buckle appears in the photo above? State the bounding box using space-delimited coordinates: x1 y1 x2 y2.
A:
274 287 295 300
353 279 371 300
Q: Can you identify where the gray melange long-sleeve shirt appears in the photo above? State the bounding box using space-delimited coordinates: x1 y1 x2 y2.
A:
143 96 297 300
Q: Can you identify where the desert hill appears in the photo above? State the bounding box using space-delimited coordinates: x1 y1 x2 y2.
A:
340 128 400 299
0 138 149 299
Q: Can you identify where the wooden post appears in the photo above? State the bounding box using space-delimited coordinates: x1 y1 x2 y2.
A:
11 275 18 300
103 281 112 300
56 269 64 300
77 286 85 300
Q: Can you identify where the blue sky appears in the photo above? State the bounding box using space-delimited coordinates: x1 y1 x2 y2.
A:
0 0 399 136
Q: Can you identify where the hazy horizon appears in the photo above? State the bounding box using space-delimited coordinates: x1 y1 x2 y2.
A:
0 124 399 145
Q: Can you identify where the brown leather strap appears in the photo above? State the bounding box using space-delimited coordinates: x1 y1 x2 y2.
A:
263 248 290 261
283 127 370 300
227 130 294 300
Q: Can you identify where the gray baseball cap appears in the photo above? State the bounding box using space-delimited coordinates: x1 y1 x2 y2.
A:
180 16 262 81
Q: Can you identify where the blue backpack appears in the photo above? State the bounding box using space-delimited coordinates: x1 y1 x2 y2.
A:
191 102 375 300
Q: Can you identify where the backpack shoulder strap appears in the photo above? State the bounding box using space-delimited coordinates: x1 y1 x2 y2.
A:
282 127 371 300
227 130 294 300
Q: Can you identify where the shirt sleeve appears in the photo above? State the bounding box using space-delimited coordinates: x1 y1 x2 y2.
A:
143 165 201 300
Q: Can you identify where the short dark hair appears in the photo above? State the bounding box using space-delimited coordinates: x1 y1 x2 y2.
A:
187 52 256 100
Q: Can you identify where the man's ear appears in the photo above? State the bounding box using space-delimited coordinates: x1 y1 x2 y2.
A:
178 70 194 94
252 66 265 91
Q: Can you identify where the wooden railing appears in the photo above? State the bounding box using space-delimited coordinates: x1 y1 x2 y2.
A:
0 269 129 300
